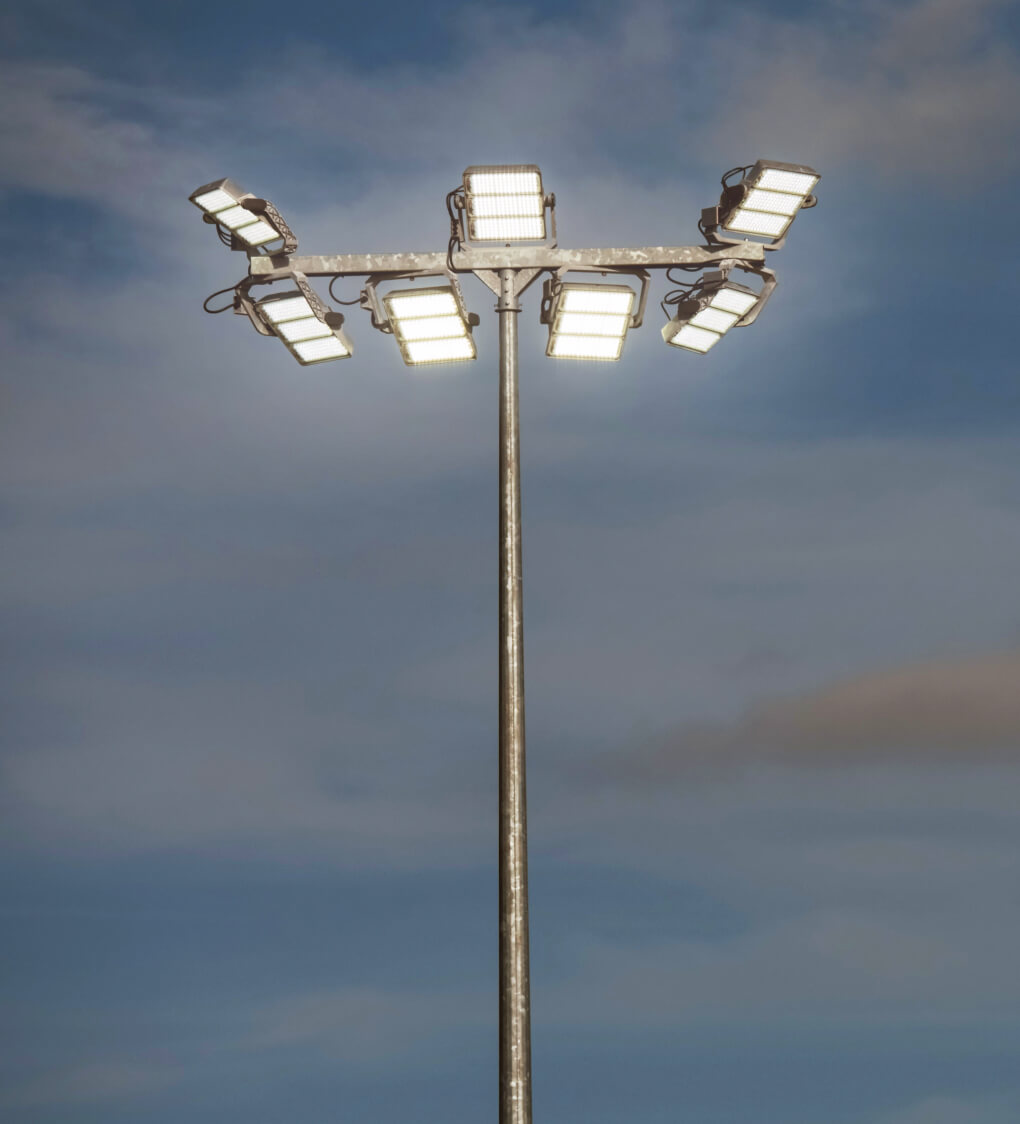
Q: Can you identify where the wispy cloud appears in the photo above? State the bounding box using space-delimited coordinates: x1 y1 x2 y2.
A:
868 1093 1020 1124
709 0 1020 181
244 985 487 1066
591 650 1020 789
8 1059 179 1108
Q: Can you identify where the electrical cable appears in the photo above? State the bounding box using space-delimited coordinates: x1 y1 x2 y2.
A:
666 265 705 284
203 284 241 314
721 165 751 188
445 187 463 272
327 275 362 306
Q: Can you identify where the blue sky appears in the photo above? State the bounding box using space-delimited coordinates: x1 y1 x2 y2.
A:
2 1 1020 1122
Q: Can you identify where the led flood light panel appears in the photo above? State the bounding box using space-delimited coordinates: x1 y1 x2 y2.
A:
463 165 546 242
662 282 760 355
547 283 635 361
189 177 287 250
383 286 476 366
721 160 820 243
258 284 352 365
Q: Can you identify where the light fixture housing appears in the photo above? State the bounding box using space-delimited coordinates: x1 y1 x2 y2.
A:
189 177 297 254
378 283 478 367
661 279 762 355
704 160 819 250
253 275 352 364
459 165 552 245
542 281 638 361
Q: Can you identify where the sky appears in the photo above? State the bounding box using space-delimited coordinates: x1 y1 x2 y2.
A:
1 0 1019 1121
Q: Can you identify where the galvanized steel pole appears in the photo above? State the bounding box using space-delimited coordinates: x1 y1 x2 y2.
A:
497 267 532 1124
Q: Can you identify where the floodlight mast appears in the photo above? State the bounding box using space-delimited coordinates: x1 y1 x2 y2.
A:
234 191 789 1124
497 267 531 1124
249 243 765 1124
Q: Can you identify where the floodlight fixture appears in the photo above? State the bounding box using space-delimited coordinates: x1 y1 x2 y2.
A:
362 276 478 366
540 280 640 361
702 160 820 250
253 274 351 364
189 177 297 254
661 268 772 355
458 165 554 245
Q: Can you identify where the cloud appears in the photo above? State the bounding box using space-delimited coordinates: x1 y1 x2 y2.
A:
244 985 487 1066
537 887 1020 1033
589 651 1020 789
746 652 1020 756
8 1060 178 1108
710 0 1020 181
868 1094 1020 1124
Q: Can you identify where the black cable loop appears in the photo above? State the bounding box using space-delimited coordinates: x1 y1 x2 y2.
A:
665 265 705 284
203 284 240 314
327 275 362 306
721 165 751 188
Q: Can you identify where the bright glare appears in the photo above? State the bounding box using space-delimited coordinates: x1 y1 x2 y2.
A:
293 336 350 363
234 220 280 245
387 292 459 319
724 208 791 238
193 188 236 213
690 307 739 333
397 315 468 342
277 318 332 343
464 167 545 240
262 296 315 323
405 337 476 364
559 288 634 315
670 324 720 353
743 188 802 216
466 171 541 195
469 216 546 241
710 287 758 316
756 168 818 195
549 335 623 360
469 194 544 218
555 311 629 338
215 205 259 230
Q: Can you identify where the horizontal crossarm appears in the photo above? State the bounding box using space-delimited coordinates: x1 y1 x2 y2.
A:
249 243 766 281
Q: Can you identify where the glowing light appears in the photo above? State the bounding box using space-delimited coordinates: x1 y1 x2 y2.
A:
463 164 546 242
383 285 476 367
547 283 635 362
293 336 351 363
257 284 352 366
549 335 623 360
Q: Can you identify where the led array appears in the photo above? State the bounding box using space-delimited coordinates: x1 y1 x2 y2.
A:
662 283 759 354
258 287 352 365
547 284 635 361
189 178 283 248
463 165 546 242
383 286 476 366
722 160 819 242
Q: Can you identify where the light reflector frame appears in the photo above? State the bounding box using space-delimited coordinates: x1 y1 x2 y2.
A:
546 282 636 362
719 160 820 247
662 281 761 355
382 285 477 367
188 177 289 251
256 279 352 366
462 165 548 244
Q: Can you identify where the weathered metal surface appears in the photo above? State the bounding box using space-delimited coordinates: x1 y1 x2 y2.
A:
498 268 532 1124
249 242 766 279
